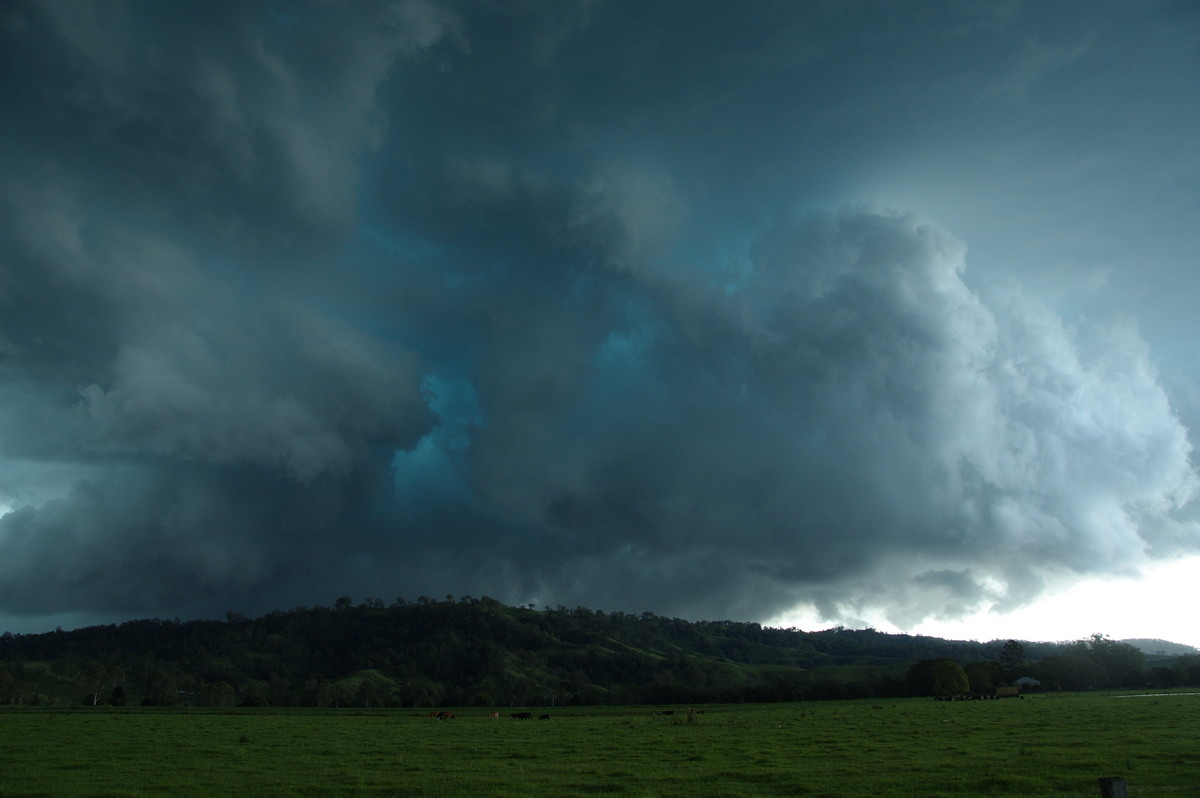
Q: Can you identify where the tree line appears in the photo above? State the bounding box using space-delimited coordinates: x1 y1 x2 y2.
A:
1 597 1194 707
904 636 1190 698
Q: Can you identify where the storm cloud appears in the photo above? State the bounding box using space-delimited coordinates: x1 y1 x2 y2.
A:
1 0 1198 632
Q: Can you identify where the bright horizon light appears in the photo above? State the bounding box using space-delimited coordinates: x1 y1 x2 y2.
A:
767 556 1200 651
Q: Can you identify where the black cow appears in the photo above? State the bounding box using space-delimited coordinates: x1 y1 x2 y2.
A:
510 712 533 720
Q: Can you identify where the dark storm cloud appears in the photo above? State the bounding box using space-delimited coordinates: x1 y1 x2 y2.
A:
431 204 1195 623
1 0 1198 631
0 0 446 619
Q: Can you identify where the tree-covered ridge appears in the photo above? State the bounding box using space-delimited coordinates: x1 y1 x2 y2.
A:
0 598 1193 707
1120 638 1200 656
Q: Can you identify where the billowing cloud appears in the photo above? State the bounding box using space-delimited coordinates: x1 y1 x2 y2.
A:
431 206 1196 623
1 0 1198 632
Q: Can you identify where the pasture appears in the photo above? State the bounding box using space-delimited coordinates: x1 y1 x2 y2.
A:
1 693 1196 797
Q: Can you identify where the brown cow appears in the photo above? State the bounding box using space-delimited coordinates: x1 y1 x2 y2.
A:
488 712 500 719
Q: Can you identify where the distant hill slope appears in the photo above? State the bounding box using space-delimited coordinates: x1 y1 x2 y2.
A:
0 599 1004 705
1 599 1194 707
1121 638 1200 656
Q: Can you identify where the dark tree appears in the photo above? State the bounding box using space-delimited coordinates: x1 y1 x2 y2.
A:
906 658 969 697
930 660 970 697
997 640 1025 679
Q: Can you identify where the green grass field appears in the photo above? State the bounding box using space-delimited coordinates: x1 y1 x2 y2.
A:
1 693 1196 797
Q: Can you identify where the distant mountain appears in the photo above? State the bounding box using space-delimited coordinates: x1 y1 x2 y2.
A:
1120 638 1200 656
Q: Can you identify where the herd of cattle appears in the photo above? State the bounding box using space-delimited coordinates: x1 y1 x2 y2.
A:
427 710 552 720
426 709 699 720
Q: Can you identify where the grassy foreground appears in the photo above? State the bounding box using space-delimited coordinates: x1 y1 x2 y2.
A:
1 693 1196 797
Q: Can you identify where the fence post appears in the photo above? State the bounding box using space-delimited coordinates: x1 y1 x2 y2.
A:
1098 777 1128 798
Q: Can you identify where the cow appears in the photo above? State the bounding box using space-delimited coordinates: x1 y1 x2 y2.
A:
510 712 533 720
538 714 551 720
436 711 455 720
488 712 500 719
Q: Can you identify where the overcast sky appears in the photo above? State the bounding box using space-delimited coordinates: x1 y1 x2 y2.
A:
2 0 1199 644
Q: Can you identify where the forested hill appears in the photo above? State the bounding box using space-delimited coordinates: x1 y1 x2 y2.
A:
0 598 1191 707
1121 638 1200 656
